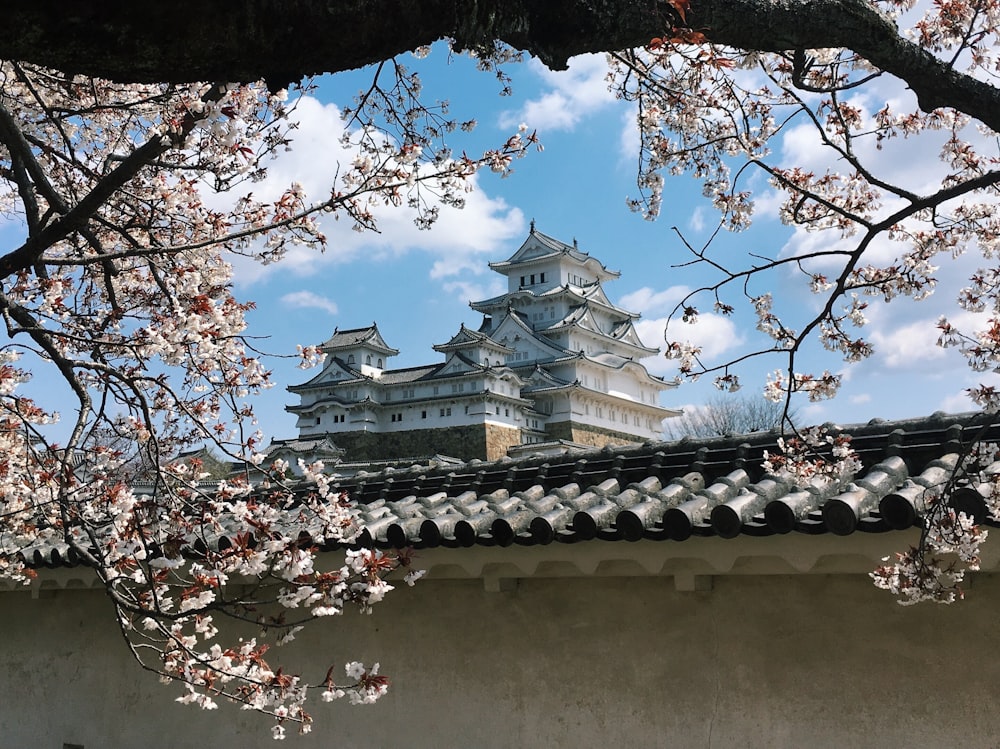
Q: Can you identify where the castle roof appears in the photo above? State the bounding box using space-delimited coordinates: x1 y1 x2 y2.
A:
488 227 619 281
262 435 345 459
469 280 634 319
432 324 515 354
320 324 399 356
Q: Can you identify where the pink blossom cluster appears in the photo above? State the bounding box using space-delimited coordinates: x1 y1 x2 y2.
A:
606 0 1000 435
762 426 861 488
872 442 1000 604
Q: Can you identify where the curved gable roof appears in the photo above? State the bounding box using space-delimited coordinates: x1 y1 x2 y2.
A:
320 324 399 356
433 324 514 354
489 228 619 281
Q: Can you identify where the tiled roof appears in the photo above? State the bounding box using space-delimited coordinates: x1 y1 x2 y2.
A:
433 324 513 353
489 229 620 282
263 436 344 457
21 412 999 569
320 324 399 355
368 364 440 385
326 412 999 548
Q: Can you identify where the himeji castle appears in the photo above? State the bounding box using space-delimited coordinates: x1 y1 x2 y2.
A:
287 227 679 461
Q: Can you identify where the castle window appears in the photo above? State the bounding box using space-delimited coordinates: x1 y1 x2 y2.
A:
496 406 500 415
433 385 439 395
366 354 372 365
520 275 526 286
421 410 427 419
530 274 536 284
540 272 546 283
377 358 382 368
347 354 355 364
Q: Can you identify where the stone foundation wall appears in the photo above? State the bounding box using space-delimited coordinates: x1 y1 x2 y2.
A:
330 421 637 462
484 423 522 461
545 421 642 449
333 424 520 462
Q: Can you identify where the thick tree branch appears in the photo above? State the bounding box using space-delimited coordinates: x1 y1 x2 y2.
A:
688 0 1000 132
2 1 997 133
0 0 672 84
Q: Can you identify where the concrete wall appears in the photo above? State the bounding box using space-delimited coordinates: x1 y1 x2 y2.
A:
5 572 1000 749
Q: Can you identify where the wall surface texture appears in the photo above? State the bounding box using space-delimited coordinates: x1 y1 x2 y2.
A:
4 568 1000 749
545 420 641 448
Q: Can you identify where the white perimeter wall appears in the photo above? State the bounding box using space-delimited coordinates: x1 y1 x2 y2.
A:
3 571 999 748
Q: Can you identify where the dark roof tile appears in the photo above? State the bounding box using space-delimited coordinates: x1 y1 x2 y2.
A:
20 412 1000 568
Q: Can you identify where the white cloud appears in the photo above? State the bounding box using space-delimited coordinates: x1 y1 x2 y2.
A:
499 54 616 132
688 207 706 234
938 390 978 414
217 96 525 286
618 104 640 165
849 393 872 405
618 285 691 316
441 277 506 306
868 316 950 370
280 290 339 315
938 373 1000 414
621 283 744 375
635 313 744 376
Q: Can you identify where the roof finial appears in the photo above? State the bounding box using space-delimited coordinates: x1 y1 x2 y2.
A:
573 237 578 249
530 218 536 233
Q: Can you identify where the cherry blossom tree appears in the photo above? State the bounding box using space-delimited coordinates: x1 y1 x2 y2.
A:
4 0 1000 733
602 0 1000 604
0 61 532 735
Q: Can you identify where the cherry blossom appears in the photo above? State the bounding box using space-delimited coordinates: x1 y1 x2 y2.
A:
0 57 541 736
605 0 1000 605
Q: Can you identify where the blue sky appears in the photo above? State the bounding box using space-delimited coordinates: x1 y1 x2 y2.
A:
7 43 992 446
227 44 992 444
